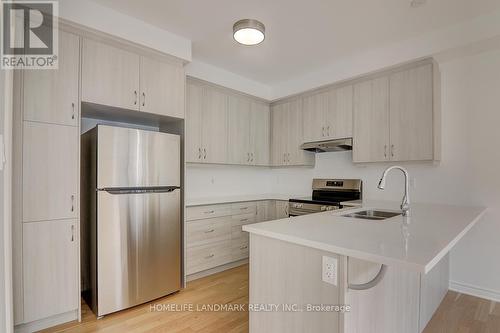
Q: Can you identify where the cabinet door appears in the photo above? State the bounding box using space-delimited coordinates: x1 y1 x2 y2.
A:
202 87 228 164
288 99 314 166
186 82 203 162
227 95 251 165
82 39 140 110
140 56 185 118
23 220 78 323
353 77 390 163
302 91 328 143
249 102 270 166
23 31 79 126
327 85 353 139
270 104 288 166
23 122 78 222
389 64 433 161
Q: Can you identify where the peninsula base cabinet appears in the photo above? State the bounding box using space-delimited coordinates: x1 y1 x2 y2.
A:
249 234 450 333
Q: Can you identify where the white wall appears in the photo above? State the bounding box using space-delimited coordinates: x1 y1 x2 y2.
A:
186 47 500 300
59 0 191 61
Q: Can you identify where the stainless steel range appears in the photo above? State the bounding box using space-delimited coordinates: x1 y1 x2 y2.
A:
289 179 362 216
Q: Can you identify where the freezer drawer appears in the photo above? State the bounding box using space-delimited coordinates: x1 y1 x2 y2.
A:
97 125 180 188
96 189 181 316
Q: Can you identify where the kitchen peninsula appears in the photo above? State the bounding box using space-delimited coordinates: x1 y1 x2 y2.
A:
243 201 486 333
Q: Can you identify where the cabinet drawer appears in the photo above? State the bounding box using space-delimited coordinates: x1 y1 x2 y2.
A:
231 237 249 261
186 216 231 248
231 213 255 239
231 202 257 215
186 204 232 221
186 241 232 275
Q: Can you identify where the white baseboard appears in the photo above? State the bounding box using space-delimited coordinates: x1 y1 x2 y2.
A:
186 259 248 282
449 280 500 303
14 310 78 333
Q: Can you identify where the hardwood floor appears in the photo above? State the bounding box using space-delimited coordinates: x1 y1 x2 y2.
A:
40 264 499 333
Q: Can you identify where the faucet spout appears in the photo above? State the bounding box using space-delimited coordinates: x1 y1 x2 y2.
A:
378 166 411 217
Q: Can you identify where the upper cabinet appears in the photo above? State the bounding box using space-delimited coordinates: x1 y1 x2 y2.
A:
249 102 270 166
353 77 390 163
82 39 185 118
228 95 251 165
353 61 438 163
302 85 353 143
23 31 80 126
139 56 185 118
271 99 315 167
227 96 270 166
389 64 434 161
82 39 140 111
186 79 270 166
186 80 228 164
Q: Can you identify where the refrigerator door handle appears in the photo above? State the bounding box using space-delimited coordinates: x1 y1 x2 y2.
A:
98 186 180 195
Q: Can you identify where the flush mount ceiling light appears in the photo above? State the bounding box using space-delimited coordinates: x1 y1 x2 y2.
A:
233 19 265 46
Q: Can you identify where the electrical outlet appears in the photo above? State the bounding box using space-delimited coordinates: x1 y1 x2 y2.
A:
322 256 337 286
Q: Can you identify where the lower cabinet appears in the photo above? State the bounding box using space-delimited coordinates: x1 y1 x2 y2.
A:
274 200 289 218
22 220 79 323
186 200 283 276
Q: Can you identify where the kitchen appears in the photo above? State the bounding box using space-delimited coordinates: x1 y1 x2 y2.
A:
1 1 500 333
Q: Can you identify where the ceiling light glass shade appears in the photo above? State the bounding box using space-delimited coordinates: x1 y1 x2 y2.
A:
233 19 265 45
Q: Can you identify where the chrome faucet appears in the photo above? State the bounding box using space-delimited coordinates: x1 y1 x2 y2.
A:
377 166 411 217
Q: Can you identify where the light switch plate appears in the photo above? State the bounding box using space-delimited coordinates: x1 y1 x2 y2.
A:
322 256 337 286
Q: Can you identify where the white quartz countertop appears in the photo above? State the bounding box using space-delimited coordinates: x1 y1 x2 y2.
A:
185 193 306 207
243 201 486 274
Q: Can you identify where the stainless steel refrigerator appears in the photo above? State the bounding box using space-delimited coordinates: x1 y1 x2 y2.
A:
81 125 181 317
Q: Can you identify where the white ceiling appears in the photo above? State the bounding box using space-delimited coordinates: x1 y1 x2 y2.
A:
91 0 500 85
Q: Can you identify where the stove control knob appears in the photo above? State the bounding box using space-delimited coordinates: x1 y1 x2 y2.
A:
321 206 327 211
326 206 334 211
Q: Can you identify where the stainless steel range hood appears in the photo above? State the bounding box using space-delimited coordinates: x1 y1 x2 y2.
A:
300 138 353 153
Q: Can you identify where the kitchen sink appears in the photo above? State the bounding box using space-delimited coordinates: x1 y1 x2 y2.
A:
342 209 402 221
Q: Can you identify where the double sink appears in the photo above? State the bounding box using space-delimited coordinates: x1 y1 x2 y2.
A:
342 209 401 221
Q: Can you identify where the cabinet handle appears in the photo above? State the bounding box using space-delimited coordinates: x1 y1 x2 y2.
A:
134 90 138 105
205 254 215 259
204 229 215 233
142 92 146 107
384 145 387 158
204 210 215 214
203 148 207 160
327 126 331 136
240 218 248 222
71 103 75 120
198 148 202 160
71 195 74 212
322 126 325 137
391 144 395 158
240 207 248 210
71 225 74 242
247 153 250 162
251 153 254 162
240 245 248 250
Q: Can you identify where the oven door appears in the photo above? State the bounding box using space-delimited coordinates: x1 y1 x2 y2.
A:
289 202 340 216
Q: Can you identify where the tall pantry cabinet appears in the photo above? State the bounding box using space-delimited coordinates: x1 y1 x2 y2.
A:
12 30 80 328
